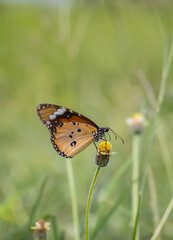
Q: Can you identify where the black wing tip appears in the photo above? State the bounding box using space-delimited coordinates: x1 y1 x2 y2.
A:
37 104 41 112
37 103 49 109
37 104 53 114
37 104 46 113
37 104 49 123
37 103 64 111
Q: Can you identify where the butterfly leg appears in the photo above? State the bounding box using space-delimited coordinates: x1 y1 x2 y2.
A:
100 137 107 142
103 134 107 141
93 142 98 151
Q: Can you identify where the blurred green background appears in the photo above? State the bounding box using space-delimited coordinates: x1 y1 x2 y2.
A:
0 0 173 239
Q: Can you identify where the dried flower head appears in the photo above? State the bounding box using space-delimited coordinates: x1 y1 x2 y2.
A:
95 141 115 167
126 113 147 134
31 219 50 240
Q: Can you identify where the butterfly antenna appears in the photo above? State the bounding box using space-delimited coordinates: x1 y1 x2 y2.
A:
108 128 124 144
107 130 111 142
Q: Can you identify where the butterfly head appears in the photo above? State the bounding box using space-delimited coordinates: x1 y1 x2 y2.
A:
94 127 124 144
93 127 109 142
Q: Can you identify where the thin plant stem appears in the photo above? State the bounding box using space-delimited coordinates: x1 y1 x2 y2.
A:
137 38 173 240
138 34 173 189
147 167 160 234
157 123 173 193
157 33 173 113
66 160 80 240
86 166 100 240
140 34 173 198
132 192 142 240
132 134 140 240
151 197 173 240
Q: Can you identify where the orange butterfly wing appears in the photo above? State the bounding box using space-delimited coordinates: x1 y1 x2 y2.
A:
37 104 99 158
53 122 96 157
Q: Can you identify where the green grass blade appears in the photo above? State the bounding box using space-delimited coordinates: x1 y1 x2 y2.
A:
140 35 173 194
27 175 49 228
96 155 131 219
51 215 59 240
90 183 132 240
151 197 173 240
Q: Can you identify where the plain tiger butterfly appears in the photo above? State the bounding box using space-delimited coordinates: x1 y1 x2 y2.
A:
37 104 124 158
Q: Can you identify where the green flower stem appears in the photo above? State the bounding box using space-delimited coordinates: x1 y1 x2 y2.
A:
66 159 80 240
86 166 101 240
132 134 140 240
132 192 142 240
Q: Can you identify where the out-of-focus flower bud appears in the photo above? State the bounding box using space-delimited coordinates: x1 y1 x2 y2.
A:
126 113 148 134
31 219 50 240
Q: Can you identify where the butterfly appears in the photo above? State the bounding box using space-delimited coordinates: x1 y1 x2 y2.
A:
37 104 123 158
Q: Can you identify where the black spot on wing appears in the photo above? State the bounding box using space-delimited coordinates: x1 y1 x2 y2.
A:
71 141 77 146
58 122 64 127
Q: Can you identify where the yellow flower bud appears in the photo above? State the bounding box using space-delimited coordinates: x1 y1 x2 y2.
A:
95 141 115 167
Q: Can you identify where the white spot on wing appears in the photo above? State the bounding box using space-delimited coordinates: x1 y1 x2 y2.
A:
54 107 66 115
49 115 56 120
46 121 50 125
